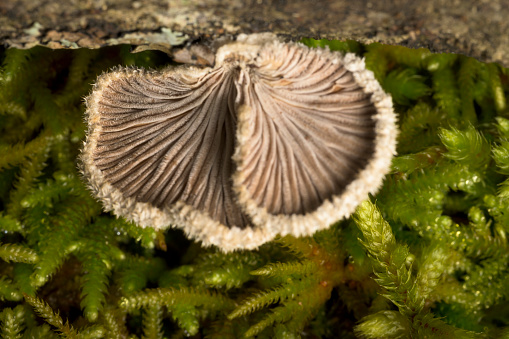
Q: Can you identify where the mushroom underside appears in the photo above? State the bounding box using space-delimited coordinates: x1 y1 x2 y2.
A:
86 40 380 233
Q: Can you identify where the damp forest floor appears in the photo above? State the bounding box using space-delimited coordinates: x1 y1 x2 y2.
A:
0 39 509 338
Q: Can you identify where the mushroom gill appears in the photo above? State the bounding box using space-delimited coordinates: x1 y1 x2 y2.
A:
81 33 397 251
88 66 249 228
233 42 377 216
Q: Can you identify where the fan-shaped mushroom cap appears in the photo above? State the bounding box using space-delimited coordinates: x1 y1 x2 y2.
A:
81 33 397 251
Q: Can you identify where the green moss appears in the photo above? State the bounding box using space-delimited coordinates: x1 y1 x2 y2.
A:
0 39 508 338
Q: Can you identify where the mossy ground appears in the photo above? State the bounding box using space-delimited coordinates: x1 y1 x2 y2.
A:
0 39 508 338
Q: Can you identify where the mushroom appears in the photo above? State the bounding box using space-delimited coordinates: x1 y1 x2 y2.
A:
81 33 397 251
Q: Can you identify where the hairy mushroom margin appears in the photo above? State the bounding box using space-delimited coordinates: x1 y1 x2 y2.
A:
81 33 397 251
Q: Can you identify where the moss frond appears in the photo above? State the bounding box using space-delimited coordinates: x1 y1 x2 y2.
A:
354 200 397 257
439 125 491 168
273 235 317 258
461 254 509 308
353 202 485 337
142 305 164 339
78 238 114 322
6 138 52 219
116 254 166 294
0 242 38 264
391 146 444 174
112 218 157 249
121 287 234 336
300 38 362 54
432 67 461 123
100 306 129 339
228 277 319 320
20 172 79 210
190 251 263 290
495 117 509 138
413 312 480 338
458 57 481 124
409 244 448 307
378 162 490 242
246 284 332 338
383 68 431 106
0 212 22 233
21 324 59 339
24 294 79 338
0 276 22 301
78 324 106 338
425 53 458 72
0 305 25 339
227 228 345 337
355 201 424 315
354 310 411 339
397 102 445 154
493 140 509 175
364 44 389 82
488 63 507 113
29 191 100 287
367 43 432 70
0 130 52 171
120 287 234 313
53 49 100 110
205 318 239 339
250 260 318 277
0 49 35 119
12 263 36 296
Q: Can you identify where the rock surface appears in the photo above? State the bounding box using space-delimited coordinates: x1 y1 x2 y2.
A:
1 0 507 67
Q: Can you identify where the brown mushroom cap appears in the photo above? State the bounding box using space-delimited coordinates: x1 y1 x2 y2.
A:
81 33 397 251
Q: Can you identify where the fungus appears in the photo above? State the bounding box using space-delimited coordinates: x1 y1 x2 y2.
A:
81 33 397 251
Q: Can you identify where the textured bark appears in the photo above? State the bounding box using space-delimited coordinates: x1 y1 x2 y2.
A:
1 0 508 67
